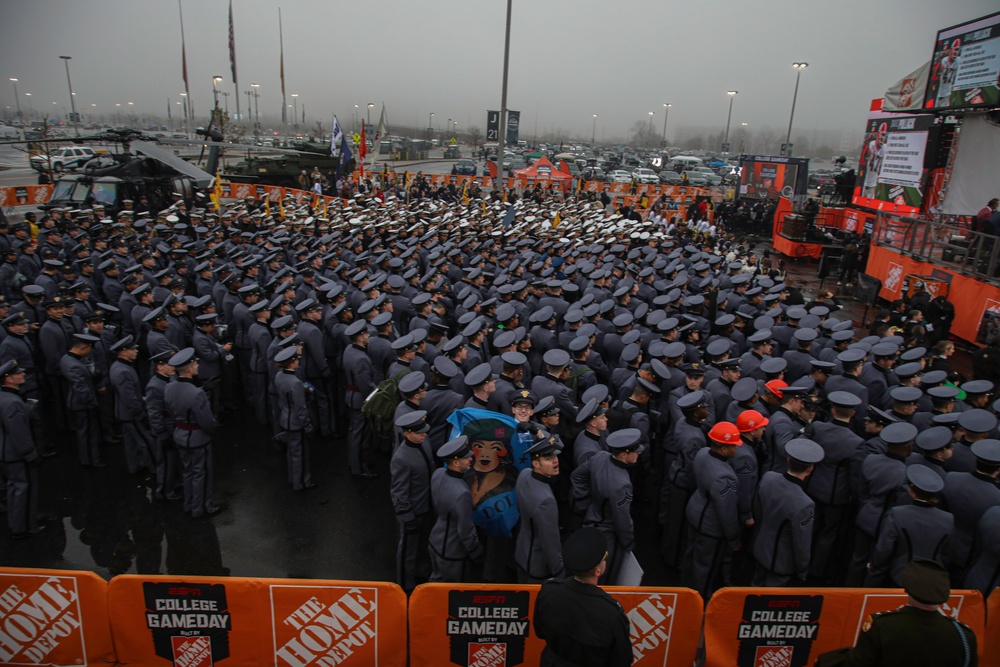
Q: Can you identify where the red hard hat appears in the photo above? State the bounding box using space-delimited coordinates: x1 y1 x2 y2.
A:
765 380 788 398
737 410 769 433
708 421 742 445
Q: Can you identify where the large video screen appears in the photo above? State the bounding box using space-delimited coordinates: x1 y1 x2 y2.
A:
924 12 1000 110
738 156 809 201
853 109 934 216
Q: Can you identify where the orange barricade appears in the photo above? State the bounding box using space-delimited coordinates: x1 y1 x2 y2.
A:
408 583 703 667
986 589 1000 666
866 244 1000 343
106 575 407 667
704 587 985 667
0 185 53 208
0 567 115 666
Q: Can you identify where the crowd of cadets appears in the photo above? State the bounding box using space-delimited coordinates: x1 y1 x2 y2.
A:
0 190 998 604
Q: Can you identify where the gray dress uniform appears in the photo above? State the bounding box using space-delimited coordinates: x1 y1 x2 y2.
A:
163 376 218 517
423 386 465 454
752 471 816 586
762 407 803 474
571 450 634 584
531 372 579 426
869 500 953 588
192 327 225 410
515 467 564 582
850 452 910 584
0 334 38 395
661 414 707 567
428 468 483 582
573 429 605 468
964 505 1000 595
683 448 742 598
342 341 375 475
61 351 102 466
390 425 435 591
0 383 41 535
247 321 272 425
943 471 1000 571
275 366 313 490
145 371 177 500
110 358 155 474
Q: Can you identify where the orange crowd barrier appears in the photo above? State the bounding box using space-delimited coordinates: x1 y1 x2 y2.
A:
986 589 1000 666
408 583 703 667
703 587 985 667
106 575 407 667
0 567 114 666
0 185 53 208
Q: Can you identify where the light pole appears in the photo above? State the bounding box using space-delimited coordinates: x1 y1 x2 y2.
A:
291 93 298 129
249 82 260 142
127 101 134 126
723 90 737 153
740 122 749 154
428 112 434 132
180 92 189 137
212 75 222 111
662 103 671 148
24 92 32 118
115 103 121 126
592 114 597 145
220 91 229 114
785 62 808 156
9 79 21 119
354 104 359 133
648 111 654 134
59 56 80 136
367 102 374 127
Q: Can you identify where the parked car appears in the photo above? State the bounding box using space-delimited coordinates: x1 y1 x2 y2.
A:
633 168 659 184
608 170 632 183
443 146 462 159
582 167 608 182
452 159 477 176
30 146 97 172
681 171 709 187
658 170 684 185
693 167 723 186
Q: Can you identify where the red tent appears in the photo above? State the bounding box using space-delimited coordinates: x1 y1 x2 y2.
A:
513 156 571 181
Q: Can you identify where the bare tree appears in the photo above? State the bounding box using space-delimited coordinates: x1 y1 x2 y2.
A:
467 125 483 149
629 120 659 148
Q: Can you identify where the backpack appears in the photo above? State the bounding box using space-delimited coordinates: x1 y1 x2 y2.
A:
361 370 410 433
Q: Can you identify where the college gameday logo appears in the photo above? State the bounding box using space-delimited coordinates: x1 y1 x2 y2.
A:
446 590 530 667
618 592 678 665
735 595 823 667
0 574 86 665
143 582 232 665
270 585 378 667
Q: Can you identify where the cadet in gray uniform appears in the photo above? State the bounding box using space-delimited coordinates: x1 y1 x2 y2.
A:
275 347 315 491
390 410 435 592
868 464 953 587
682 421 744 598
964 504 1000 595
0 360 45 538
60 333 103 467
146 350 179 501
573 398 608 469
163 348 222 518
246 300 272 425
515 434 565 583
943 439 1000 574
571 428 642 584
752 438 824 586
343 319 377 478
661 390 709 568
429 436 483 582
109 336 155 474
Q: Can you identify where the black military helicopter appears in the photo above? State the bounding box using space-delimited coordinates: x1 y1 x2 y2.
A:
1 126 219 216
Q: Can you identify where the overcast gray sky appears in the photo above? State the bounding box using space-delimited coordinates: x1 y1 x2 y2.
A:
2 0 997 145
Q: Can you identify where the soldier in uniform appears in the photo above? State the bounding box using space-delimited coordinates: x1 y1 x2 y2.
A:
192 313 232 416
428 435 483 582
867 464 953 587
573 397 608 468
571 428 643 584
964 504 1000 595
0 360 46 538
943 439 1000 576
246 300 272 426
296 300 333 437
752 438 824 586
514 434 565 583
390 410 435 592
682 421 744 598
422 356 465 453
109 336 155 475
531 348 579 431
816 559 977 667
533 527 632 667
274 347 315 491
163 348 222 518
343 319 377 478
61 333 103 467
146 350 179 501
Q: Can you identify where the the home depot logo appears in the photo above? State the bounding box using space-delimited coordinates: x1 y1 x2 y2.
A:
172 636 213 667
0 575 86 665
755 645 793 667
884 262 904 293
270 586 378 667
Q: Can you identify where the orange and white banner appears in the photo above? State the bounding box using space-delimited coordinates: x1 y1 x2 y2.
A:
408 583 703 667
0 567 114 666
107 575 407 667
704 587 985 667
0 185 53 208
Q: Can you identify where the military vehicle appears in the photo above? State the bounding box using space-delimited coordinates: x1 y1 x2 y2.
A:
223 141 355 188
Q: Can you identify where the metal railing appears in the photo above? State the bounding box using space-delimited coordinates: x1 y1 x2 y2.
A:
873 212 1000 283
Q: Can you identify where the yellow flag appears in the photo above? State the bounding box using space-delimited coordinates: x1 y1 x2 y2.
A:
482 200 487 215
213 173 223 204
264 197 271 217
552 212 561 229
279 198 286 221
462 183 469 206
